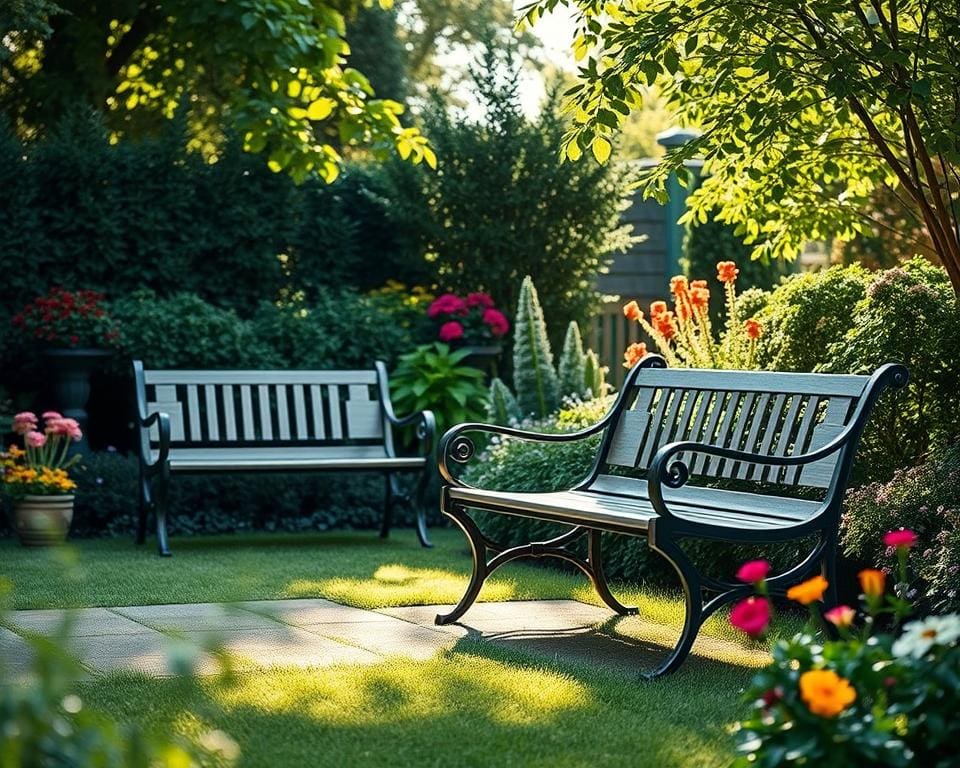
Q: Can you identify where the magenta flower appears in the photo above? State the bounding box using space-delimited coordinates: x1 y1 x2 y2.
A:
736 559 771 584
466 292 495 309
824 605 856 628
730 596 770 638
438 321 465 342
883 529 918 549
482 308 510 338
42 411 63 421
427 294 468 318
12 412 38 435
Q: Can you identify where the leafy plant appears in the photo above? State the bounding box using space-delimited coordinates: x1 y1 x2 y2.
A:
390 343 488 439
486 377 521 426
582 349 608 400
12 288 120 349
512 276 560 419
557 322 587 400
1 411 83 497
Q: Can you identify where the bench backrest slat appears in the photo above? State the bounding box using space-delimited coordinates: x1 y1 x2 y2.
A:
600 368 870 490
138 368 387 450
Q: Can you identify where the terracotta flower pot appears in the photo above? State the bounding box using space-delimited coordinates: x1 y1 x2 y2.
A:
14 494 74 546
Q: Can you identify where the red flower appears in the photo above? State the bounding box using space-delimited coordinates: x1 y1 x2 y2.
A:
883 529 917 549
744 318 762 340
690 286 710 309
717 261 739 283
482 308 510 337
465 292 495 309
650 300 668 317
736 559 770 584
654 311 677 340
623 342 648 368
438 321 464 342
730 596 770 637
427 294 468 318
623 300 642 321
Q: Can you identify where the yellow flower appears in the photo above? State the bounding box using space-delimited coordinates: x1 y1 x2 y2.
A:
787 575 829 605
799 669 856 717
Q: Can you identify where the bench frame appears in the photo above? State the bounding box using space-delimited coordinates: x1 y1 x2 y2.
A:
134 360 435 556
436 355 908 677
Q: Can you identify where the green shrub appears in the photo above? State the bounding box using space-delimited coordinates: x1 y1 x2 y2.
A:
755 264 870 373
111 291 278 369
486 377 521 425
823 259 960 482
389 343 489 440
841 445 960 613
513 277 560 419
558 322 588 400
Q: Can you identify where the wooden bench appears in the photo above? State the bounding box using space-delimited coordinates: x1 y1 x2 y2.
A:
436 355 908 677
133 361 435 556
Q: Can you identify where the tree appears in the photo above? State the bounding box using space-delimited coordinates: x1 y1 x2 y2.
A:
1 0 432 182
522 0 960 295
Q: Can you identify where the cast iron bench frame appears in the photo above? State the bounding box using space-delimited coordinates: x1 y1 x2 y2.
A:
436 355 908 677
134 360 435 556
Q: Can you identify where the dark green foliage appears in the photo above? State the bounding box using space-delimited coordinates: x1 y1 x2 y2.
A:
557 322 587 400
486 377 521 425
512 277 559 419
841 445 960 614
382 48 633 344
389 344 489 439
755 265 871 373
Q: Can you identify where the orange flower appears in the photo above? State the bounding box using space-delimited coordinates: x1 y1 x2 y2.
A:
744 318 762 339
799 669 857 718
669 275 689 295
690 280 708 289
690 286 710 309
858 569 886 598
623 342 648 368
787 575 829 605
654 311 678 340
650 300 669 317
717 261 739 283
677 301 692 321
623 300 642 321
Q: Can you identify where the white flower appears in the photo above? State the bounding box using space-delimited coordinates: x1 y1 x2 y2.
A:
892 614 960 659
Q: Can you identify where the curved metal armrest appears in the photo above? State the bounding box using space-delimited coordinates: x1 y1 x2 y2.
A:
138 411 171 472
647 362 909 520
437 419 610 486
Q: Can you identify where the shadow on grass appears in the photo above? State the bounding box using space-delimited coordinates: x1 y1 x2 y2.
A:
84 639 751 768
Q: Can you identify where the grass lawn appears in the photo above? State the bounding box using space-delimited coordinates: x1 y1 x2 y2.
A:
83 643 750 768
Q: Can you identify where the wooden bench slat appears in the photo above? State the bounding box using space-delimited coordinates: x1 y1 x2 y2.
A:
144 370 378 386
240 385 255 440
800 396 851 487
691 390 726 475
293 385 308 440
310 384 325 439
750 393 786 482
223 385 238 441
276 385 291 440
632 368 869 397
258 384 273 440
327 385 343 440
785 395 819 484
186 385 202 441
204 385 219 441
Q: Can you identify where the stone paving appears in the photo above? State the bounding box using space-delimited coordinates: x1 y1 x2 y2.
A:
2 598 768 679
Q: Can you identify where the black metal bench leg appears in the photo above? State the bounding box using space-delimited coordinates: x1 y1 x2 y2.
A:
380 473 395 539
588 530 638 616
136 472 150 545
436 506 486 624
155 472 171 557
646 537 703 678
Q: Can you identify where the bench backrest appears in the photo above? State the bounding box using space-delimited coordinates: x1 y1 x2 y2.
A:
134 365 393 454
597 367 874 490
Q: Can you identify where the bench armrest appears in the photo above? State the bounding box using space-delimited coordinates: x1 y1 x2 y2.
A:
137 410 171 474
646 362 909 524
374 361 436 458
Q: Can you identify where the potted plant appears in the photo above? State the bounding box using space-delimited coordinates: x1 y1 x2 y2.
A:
12 288 121 453
2 411 82 546
426 292 510 376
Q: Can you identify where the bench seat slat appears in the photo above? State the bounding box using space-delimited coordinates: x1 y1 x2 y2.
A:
144 370 378 386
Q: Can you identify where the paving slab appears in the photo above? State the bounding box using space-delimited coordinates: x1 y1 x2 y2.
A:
7 607 156 637
0 626 36 680
113 603 280 633
241 598 390 626
67 632 219 677
301 618 455 661
181 626 381 670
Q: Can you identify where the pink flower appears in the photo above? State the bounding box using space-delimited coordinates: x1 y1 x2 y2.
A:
883 529 918 549
824 605 856 628
12 412 38 435
427 294 468 318
438 321 465 342
730 596 770 638
45 417 83 441
482 308 510 337
25 430 46 448
42 411 63 421
736 559 771 584
466 292 495 309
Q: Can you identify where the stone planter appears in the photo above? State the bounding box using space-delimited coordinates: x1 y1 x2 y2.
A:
42 347 111 455
14 494 74 546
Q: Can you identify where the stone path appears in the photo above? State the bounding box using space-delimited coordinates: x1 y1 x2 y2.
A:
2 598 768 679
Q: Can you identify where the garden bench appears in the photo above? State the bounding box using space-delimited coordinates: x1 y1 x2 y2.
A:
437 355 908 677
133 361 435 556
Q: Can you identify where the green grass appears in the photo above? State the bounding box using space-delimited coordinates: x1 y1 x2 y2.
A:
82 642 750 768
0 529 772 643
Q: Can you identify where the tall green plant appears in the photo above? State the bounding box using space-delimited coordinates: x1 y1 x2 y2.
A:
583 349 608 399
512 277 559 419
557 321 587 400
486 377 521 426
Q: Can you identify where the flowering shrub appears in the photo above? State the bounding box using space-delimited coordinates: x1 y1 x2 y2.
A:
1 411 82 496
730 532 960 767
12 288 120 349
622 261 763 370
426 292 510 345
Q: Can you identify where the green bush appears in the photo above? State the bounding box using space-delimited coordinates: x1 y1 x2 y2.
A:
512 277 560 419
823 259 960 482
755 264 870 373
841 445 960 613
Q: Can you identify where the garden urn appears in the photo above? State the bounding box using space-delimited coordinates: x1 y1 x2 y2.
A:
42 348 111 454
14 494 74 546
